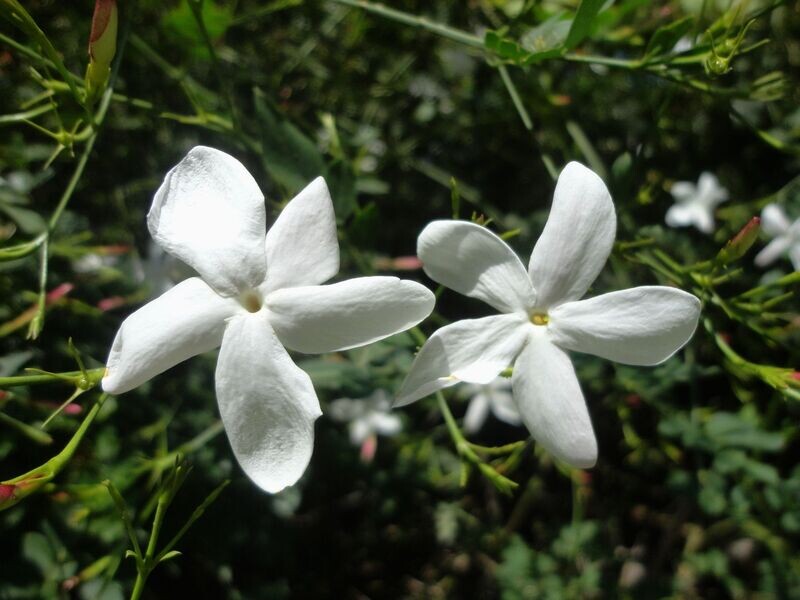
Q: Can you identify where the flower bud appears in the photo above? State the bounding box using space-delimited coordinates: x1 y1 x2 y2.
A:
716 217 760 264
85 0 118 105
0 484 16 507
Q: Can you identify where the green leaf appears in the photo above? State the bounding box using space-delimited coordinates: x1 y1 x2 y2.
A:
644 16 694 59
253 88 326 195
162 0 234 55
485 30 535 63
22 531 55 574
325 159 357 221
741 458 780 485
484 29 563 65
0 201 46 234
158 550 183 563
698 473 727 515
704 412 784 452
564 0 605 50
520 14 570 54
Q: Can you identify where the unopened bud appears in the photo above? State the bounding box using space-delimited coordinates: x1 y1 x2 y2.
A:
360 434 378 463
0 484 16 506
704 55 730 76
97 295 127 312
716 217 760 264
85 0 118 105
372 255 423 271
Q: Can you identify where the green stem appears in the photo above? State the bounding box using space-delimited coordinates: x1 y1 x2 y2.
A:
0 102 54 124
0 0 87 114
330 0 484 48
27 236 48 339
497 64 532 131
0 367 105 388
436 392 518 494
736 271 800 299
187 0 240 131
562 52 642 69
130 494 169 600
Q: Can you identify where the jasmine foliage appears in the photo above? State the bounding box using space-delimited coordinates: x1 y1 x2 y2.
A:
105 459 230 600
0 0 799 598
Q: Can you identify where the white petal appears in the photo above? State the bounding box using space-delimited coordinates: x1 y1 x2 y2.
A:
755 236 792 268
697 172 727 206
760 204 791 237
528 162 616 309
417 220 535 313
665 204 696 228
512 332 597 468
463 394 490 434
790 244 800 271
266 277 434 354
692 206 716 234
148 146 267 297
261 177 339 294
350 418 371 444
489 387 522 426
216 312 321 493
370 412 402 437
549 286 700 366
395 313 529 406
669 181 696 201
102 277 239 395
328 397 363 422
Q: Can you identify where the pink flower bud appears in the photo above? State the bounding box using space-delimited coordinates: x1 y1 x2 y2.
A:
716 216 760 264
85 0 118 103
0 484 16 503
97 295 127 312
46 283 74 304
360 434 378 463
88 0 117 60
373 255 423 271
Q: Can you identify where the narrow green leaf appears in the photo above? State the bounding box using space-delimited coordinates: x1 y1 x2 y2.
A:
253 88 326 195
644 16 694 59
564 0 605 50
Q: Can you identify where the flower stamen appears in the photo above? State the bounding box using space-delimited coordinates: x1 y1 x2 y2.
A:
530 312 549 326
241 290 262 313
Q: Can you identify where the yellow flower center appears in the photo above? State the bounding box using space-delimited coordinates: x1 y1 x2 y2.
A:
241 290 262 313
530 312 549 326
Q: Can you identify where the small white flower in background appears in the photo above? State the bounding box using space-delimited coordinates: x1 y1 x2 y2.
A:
462 377 521 434
666 171 729 234
137 240 195 297
102 146 435 493
396 162 701 469
754 204 800 271
329 390 402 461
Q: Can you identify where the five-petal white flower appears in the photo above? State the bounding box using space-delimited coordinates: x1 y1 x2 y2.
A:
101 146 434 493
396 162 701 468
462 377 521 434
329 390 402 446
754 203 800 271
666 171 729 234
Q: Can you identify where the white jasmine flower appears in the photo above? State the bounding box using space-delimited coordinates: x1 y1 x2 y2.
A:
329 390 402 445
666 172 729 234
754 204 800 271
396 162 701 468
462 377 521 434
102 146 434 493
